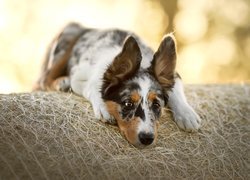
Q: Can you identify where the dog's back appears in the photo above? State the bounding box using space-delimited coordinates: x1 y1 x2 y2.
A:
34 23 201 147
35 23 155 91
67 26 154 74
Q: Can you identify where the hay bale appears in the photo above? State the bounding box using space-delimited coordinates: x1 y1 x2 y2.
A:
0 85 249 179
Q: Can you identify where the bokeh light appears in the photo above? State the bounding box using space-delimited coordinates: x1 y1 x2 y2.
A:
0 0 249 93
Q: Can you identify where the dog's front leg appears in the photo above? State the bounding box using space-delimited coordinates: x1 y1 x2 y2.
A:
83 82 116 124
70 64 116 124
167 76 201 131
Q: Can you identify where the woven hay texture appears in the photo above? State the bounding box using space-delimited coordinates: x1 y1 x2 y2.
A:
0 85 249 180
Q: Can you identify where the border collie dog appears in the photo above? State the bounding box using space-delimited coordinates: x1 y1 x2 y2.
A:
34 23 201 147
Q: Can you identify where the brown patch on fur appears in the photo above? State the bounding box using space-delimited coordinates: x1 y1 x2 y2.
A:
148 92 157 102
151 34 177 90
33 27 84 91
131 92 141 103
105 101 119 118
154 58 175 89
105 101 140 145
118 117 140 145
51 76 69 91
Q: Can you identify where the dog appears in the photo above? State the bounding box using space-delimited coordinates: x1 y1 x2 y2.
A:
34 22 201 147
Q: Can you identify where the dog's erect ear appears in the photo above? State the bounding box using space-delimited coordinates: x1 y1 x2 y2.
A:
150 34 177 90
102 36 142 97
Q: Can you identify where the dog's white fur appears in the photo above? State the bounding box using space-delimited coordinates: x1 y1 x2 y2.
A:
60 32 201 132
36 23 201 147
168 78 201 131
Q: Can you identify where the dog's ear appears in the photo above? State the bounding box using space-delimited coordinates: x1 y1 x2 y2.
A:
102 36 142 97
150 34 177 90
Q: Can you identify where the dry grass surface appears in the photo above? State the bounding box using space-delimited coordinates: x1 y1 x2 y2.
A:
0 85 249 180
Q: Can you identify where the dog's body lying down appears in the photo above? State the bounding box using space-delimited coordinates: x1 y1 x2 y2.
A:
34 23 201 147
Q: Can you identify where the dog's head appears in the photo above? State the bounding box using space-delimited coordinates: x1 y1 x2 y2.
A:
102 34 177 147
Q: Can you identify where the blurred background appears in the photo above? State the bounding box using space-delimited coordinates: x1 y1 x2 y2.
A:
0 0 249 93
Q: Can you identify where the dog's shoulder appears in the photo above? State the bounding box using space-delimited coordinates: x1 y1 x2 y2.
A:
67 27 154 71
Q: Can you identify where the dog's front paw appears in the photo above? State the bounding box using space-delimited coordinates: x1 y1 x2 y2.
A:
53 77 70 92
173 104 201 132
92 101 116 124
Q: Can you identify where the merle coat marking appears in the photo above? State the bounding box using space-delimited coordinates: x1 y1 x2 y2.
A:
34 23 201 147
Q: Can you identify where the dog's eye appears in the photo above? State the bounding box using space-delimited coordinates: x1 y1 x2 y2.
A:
124 101 134 108
123 99 135 110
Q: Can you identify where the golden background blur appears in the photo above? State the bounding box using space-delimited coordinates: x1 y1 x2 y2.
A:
0 0 249 93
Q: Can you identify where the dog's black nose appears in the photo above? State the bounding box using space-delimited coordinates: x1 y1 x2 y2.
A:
138 132 154 145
